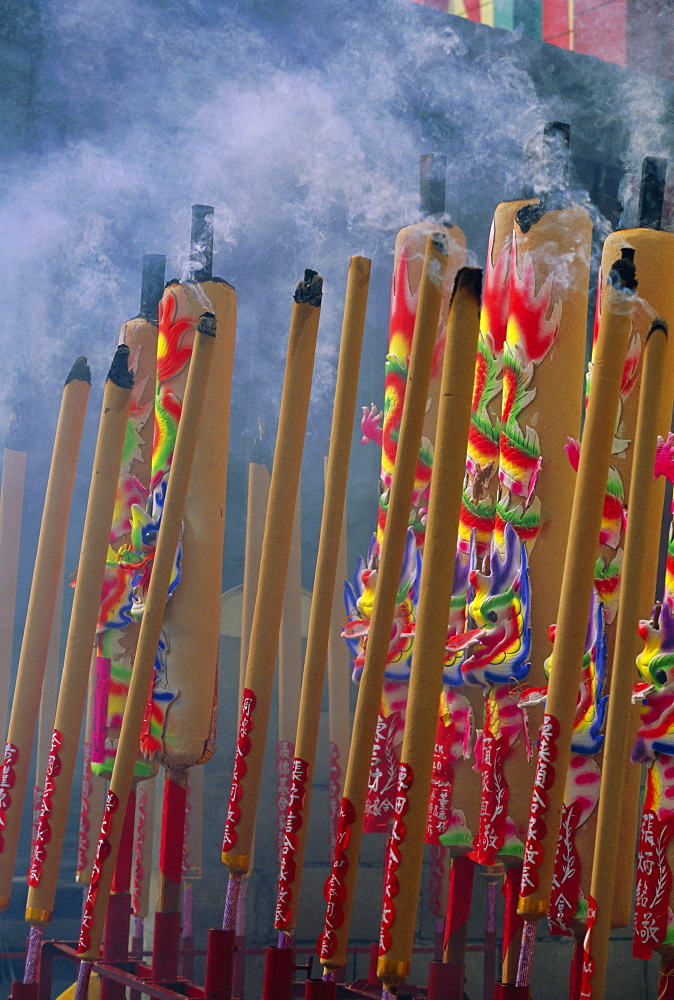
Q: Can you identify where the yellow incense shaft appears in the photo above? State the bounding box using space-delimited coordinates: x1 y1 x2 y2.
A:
76 316 215 959
327 455 352 812
0 360 90 913
517 261 637 921
377 268 482 993
0 414 26 742
132 776 157 920
239 438 271 710
320 236 448 973
279 495 302 747
222 270 323 878
272 255 370 931
581 320 669 1000
34 576 63 836
24 350 133 925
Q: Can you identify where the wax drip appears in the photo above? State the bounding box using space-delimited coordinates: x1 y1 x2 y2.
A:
223 875 241 931
23 926 42 984
516 921 536 987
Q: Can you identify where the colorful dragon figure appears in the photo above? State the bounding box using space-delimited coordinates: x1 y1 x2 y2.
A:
459 522 532 864
518 592 608 935
91 286 198 776
632 526 674 961
351 233 460 831
459 219 508 560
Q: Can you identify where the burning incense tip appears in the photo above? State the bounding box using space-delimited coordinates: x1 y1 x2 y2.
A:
5 409 25 450
431 232 449 255
107 344 135 390
451 265 483 302
294 269 323 306
197 311 217 338
647 317 669 340
609 254 638 292
65 356 91 386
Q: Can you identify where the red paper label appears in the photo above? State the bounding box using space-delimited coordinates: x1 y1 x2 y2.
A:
78 789 119 953
274 756 310 929
76 741 94 877
222 688 257 853
520 713 560 897
471 730 509 865
548 800 583 936
426 714 454 845
328 741 342 852
132 785 148 916
318 797 356 960
27 730 63 886
379 762 414 956
579 893 597 999
0 742 19 853
276 740 294 865
633 809 674 960
364 712 399 833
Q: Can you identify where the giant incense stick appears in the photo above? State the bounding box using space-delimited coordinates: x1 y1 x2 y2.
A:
0 407 26 743
221 268 323 902
376 267 482 996
272 254 370 938
354 160 465 836
131 776 157 958
319 234 448 976
76 652 107 886
75 314 216 980
0 357 90 913
580 319 669 1000
240 426 271 707
515 256 637 983
23 348 133 963
148 213 236 982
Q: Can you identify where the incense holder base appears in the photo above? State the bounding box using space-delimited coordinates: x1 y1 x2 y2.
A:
493 985 530 999
9 984 39 1000
261 945 294 1000
426 959 467 999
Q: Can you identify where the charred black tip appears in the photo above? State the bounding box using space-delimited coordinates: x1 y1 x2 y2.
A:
516 200 547 233
5 410 25 450
608 253 638 292
294 269 323 306
197 312 217 338
107 344 135 390
65 356 91 386
647 317 668 340
452 266 483 304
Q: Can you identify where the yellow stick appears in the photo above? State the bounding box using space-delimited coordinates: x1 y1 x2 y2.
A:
581 319 670 1000
76 314 216 960
25 348 133 925
272 255 370 932
377 268 482 994
319 236 448 973
517 258 637 923
240 433 271 710
0 358 90 912
222 270 323 878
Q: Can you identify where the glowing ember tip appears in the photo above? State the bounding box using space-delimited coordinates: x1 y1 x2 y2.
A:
197 311 217 337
